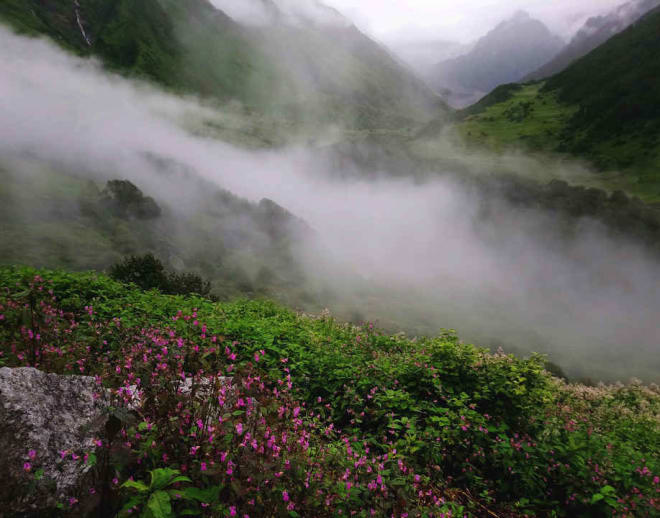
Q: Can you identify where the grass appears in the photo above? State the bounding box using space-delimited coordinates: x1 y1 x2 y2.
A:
455 83 577 153
453 83 660 204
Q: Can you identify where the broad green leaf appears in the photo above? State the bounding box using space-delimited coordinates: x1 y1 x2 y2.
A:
150 468 179 490
120 495 144 512
121 480 148 492
147 490 172 518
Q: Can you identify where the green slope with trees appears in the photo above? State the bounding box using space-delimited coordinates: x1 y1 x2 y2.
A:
0 0 443 131
453 6 660 202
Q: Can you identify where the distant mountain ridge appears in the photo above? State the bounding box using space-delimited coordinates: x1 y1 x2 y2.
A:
526 0 660 80
429 11 564 107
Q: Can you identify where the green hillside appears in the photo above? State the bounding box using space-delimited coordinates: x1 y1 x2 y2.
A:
1 266 658 516
0 159 310 306
0 0 442 131
453 7 660 202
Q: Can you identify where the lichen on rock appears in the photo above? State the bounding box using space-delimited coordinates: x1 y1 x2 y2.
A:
0 367 108 514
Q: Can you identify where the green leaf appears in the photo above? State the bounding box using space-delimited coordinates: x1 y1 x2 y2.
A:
122 480 149 492
147 490 172 518
13 289 31 299
120 495 144 512
601 485 616 495
150 468 179 490
591 493 604 504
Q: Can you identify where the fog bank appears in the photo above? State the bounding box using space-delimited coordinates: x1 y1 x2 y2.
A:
0 26 658 382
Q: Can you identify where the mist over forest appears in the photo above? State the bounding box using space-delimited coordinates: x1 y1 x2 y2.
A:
1 19 658 382
2 2 660 517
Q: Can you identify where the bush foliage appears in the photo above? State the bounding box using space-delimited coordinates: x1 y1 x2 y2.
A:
0 266 658 517
110 254 212 299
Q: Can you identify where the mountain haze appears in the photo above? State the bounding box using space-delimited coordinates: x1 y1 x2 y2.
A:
429 11 564 107
526 0 660 80
0 0 443 131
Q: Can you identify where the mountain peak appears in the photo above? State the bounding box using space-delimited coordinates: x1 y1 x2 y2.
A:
430 11 564 106
510 10 531 22
524 0 660 80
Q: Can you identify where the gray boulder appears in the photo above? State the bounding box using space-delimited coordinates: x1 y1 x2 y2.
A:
0 367 108 514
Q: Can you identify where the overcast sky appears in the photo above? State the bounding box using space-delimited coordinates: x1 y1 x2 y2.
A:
323 0 625 43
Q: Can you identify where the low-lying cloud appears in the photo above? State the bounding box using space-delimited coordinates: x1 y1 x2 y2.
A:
0 26 658 382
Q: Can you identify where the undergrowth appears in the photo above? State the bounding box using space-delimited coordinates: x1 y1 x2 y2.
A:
0 266 658 517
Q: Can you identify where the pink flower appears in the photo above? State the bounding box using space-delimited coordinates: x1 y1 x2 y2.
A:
282 490 290 502
229 507 237 517
235 423 243 435
28 450 37 460
200 462 207 471
23 462 31 472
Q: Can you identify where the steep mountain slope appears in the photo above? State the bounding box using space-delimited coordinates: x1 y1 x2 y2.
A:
526 0 660 80
0 0 267 103
0 0 443 130
454 6 660 201
429 11 564 107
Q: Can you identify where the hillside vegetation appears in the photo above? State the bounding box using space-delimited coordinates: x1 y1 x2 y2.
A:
454 7 660 202
1 266 658 517
0 161 310 306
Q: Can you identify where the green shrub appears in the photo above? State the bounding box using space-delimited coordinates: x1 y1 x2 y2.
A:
109 254 212 298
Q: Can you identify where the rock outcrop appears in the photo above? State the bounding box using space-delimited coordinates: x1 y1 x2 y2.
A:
0 367 108 514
